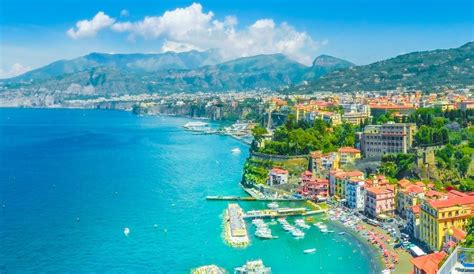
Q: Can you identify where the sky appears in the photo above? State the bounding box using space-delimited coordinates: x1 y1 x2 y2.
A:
0 0 473 78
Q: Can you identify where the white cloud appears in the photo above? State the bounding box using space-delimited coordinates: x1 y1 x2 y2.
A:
120 9 129 17
67 11 115 39
0 63 32 79
67 3 325 64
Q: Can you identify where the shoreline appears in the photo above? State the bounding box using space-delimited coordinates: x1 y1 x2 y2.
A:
329 219 385 273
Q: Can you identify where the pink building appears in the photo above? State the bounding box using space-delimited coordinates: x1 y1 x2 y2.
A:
365 186 395 218
298 171 328 199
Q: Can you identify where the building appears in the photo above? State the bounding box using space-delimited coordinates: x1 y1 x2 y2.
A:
365 186 395 218
298 172 329 199
396 183 425 219
407 204 421 240
329 169 364 198
345 179 366 210
341 104 371 125
369 104 416 118
306 110 342 125
338 147 361 166
437 247 474 274
419 195 474 251
411 251 447 274
310 151 339 175
360 122 417 159
268 168 288 186
342 111 371 125
459 100 474 111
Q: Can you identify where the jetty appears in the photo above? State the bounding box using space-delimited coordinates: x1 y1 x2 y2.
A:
223 203 249 247
207 195 309 201
243 207 325 219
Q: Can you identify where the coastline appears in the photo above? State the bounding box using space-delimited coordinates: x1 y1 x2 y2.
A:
329 219 384 273
1 107 386 273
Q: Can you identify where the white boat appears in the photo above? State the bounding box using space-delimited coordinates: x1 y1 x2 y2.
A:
124 227 130 236
338 232 346 235
231 148 241 154
295 219 311 229
183 121 208 128
291 228 305 238
267 202 279 209
304 248 316 254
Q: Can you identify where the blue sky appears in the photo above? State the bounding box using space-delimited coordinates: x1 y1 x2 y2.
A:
0 0 473 78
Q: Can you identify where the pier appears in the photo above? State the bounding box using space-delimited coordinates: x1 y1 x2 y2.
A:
223 203 250 247
243 207 325 219
206 195 310 202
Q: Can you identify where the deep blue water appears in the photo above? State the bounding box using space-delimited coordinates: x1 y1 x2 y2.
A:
0 108 379 273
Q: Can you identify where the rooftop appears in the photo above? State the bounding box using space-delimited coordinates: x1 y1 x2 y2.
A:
411 252 447 274
338 146 361 154
428 195 474 210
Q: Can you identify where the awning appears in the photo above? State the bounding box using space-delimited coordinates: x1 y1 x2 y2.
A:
409 245 426 257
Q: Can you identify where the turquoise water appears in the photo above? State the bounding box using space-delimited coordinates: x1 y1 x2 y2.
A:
0 108 379 273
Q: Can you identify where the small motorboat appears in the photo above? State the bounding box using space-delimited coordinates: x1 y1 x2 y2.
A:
338 232 346 235
304 248 317 254
231 148 241 154
124 227 130 237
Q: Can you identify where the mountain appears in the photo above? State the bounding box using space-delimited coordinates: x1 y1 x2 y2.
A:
156 54 310 91
2 52 314 94
303 55 355 79
11 49 223 82
304 42 474 92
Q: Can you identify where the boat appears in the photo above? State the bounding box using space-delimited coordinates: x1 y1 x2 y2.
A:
267 202 279 209
255 230 274 239
291 228 305 238
303 248 316 254
295 219 311 229
338 232 346 235
234 260 271 274
231 148 241 154
183 121 208 129
124 227 130 236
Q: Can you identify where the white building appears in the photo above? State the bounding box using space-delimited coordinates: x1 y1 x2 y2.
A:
345 179 366 210
268 168 288 186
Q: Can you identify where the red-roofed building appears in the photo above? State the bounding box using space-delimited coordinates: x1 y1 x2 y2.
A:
411 251 447 274
397 184 426 219
420 195 474 251
338 147 361 166
298 177 329 199
329 169 364 198
268 168 289 186
365 186 395 218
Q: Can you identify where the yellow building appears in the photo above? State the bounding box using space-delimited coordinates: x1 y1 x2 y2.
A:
337 147 361 166
419 195 474 251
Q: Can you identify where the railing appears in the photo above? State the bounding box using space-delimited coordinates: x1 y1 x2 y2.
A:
438 247 474 274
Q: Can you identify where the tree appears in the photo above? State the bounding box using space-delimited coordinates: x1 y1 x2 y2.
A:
459 155 471 178
251 125 268 141
464 218 474 248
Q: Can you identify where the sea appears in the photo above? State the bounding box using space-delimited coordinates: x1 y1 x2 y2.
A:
0 108 380 273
